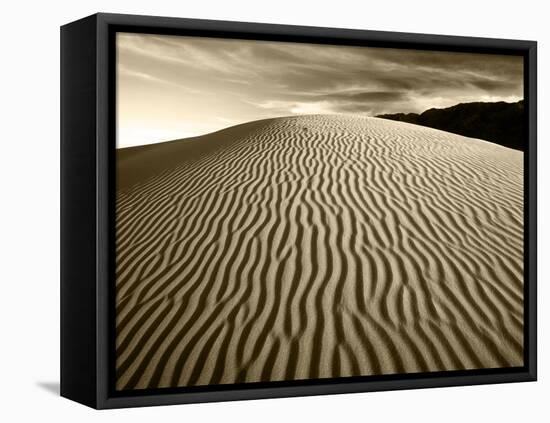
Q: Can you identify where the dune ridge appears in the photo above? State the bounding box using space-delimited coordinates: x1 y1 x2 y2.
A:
115 115 524 390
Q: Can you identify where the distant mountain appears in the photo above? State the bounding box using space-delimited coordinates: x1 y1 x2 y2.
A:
377 100 524 151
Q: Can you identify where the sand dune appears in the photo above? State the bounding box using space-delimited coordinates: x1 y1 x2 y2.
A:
115 115 524 390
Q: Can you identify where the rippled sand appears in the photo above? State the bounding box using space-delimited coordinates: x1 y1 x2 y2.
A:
115 115 523 390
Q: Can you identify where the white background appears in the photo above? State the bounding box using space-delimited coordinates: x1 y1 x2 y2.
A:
1 0 547 421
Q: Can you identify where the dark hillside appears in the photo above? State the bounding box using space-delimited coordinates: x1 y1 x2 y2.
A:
378 100 524 150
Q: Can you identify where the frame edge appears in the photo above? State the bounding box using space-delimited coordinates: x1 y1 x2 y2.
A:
87 12 537 409
60 13 100 409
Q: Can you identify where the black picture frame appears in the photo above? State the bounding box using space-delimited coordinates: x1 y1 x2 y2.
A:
60 12 537 409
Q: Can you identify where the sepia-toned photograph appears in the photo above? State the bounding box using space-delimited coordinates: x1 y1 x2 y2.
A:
114 32 525 391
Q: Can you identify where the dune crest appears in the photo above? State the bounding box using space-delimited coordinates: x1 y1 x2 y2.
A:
115 115 523 390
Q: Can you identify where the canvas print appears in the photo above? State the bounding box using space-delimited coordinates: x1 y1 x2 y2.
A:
115 33 524 391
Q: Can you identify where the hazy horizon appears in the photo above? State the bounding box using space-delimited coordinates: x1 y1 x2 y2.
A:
117 32 523 148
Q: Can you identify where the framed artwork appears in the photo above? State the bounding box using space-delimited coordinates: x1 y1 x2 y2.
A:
60 13 537 409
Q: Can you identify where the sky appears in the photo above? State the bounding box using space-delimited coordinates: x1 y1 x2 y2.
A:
117 32 524 148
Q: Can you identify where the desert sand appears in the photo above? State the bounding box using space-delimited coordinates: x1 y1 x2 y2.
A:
115 115 524 390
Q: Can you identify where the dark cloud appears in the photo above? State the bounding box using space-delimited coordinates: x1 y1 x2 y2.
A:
321 91 407 102
466 78 519 91
117 33 524 147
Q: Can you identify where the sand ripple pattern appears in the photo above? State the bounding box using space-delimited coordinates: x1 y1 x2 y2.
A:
115 115 524 390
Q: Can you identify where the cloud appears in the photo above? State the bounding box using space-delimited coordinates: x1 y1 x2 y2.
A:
117 32 524 147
